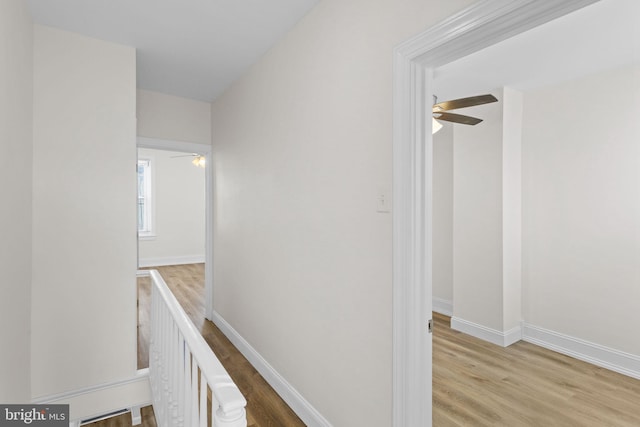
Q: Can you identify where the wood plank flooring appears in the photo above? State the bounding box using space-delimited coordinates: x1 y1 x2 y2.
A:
94 266 640 426
433 311 640 426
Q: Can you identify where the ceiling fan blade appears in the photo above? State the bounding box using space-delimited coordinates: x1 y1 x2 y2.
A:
434 112 483 125
433 94 498 112
170 153 198 158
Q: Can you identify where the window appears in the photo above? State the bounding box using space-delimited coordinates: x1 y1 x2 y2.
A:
137 159 154 238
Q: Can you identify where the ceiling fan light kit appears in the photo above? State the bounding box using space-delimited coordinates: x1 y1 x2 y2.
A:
432 94 498 134
170 152 207 167
192 155 206 167
432 117 443 134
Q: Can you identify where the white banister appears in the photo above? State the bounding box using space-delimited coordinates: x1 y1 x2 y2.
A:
147 269 247 427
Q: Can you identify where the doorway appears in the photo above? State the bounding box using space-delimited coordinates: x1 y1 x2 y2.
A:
136 147 206 268
392 1 602 425
135 137 213 370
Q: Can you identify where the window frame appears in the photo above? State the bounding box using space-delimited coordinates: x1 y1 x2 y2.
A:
137 158 155 239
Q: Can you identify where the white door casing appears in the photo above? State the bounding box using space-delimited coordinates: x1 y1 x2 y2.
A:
137 136 214 321
391 1 600 425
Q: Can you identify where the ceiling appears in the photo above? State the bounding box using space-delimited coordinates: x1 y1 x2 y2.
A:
25 0 639 104
26 0 320 102
434 0 640 102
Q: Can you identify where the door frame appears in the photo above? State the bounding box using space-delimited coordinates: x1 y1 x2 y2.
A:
391 0 600 425
137 136 214 320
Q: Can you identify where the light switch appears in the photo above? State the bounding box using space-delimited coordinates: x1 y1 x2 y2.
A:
377 189 391 213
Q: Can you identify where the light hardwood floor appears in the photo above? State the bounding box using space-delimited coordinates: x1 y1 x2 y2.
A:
433 311 640 426
94 265 640 426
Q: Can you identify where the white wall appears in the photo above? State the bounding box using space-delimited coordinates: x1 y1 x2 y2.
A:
433 123 454 310
450 88 523 343
32 24 138 415
0 0 33 403
138 148 205 267
210 0 475 425
137 89 211 145
522 64 640 356
452 91 505 331
501 87 523 333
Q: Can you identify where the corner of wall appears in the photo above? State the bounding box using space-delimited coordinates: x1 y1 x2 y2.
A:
0 0 34 403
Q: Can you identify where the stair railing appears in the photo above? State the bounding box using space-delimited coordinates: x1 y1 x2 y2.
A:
147 269 247 427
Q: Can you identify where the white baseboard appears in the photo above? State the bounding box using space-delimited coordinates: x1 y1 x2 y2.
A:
138 255 204 268
522 323 640 380
503 324 523 347
432 297 453 316
210 311 332 427
32 369 151 425
451 317 522 347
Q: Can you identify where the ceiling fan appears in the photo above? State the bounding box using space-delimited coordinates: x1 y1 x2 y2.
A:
432 94 498 133
170 153 206 167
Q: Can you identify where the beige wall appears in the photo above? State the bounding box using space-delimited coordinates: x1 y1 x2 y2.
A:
0 0 33 402
522 64 640 355
210 0 474 425
137 89 211 144
32 24 138 411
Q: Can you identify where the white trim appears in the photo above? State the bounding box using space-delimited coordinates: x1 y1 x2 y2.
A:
392 33 432 427
210 311 332 427
523 323 640 380
136 136 214 321
32 369 150 404
504 324 523 347
32 370 151 425
130 406 142 425
137 136 211 154
79 408 130 426
432 297 452 316
204 151 214 320
136 157 154 237
451 317 522 347
392 1 600 424
138 255 205 268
